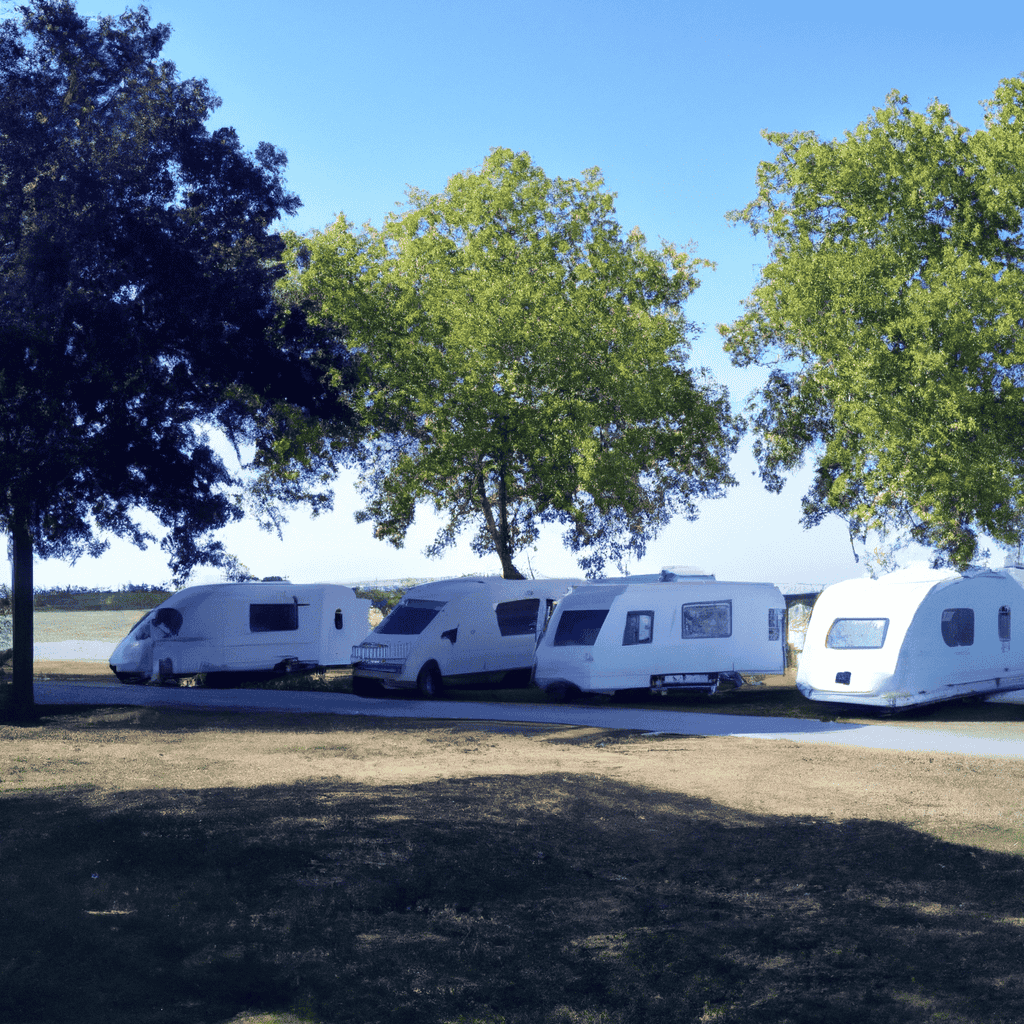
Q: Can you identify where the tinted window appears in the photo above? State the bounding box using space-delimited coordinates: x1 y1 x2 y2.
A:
999 606 1011 641
250 602 298 633
941 608 974 648
376 599 446 635
623 611 654 645
334 609 344 630
826 618 888 649
495 599 540 637
554 609 609 646
768 608 783 642
682 601 732 639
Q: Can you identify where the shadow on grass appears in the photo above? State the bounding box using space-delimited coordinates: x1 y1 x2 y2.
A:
3 769 1024 1024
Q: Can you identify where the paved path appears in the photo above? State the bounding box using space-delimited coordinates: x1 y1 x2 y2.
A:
34 680 1024 760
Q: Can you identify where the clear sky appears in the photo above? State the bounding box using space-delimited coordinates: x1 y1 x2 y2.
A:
17 0 1024 589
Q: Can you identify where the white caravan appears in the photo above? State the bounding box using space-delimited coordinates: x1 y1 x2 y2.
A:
533 571 788 700
796 565 1024 710
109 582 372 686
350 576 582 697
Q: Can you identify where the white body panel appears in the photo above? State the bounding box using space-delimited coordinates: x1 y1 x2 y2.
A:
534 580 787 696
797 567 1024 709
351 577 582 693
109 583 372 683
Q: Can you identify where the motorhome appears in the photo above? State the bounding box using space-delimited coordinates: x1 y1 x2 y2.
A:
109 582 372 686
796 565 1024 710
533 570 788 700
350 576 582 697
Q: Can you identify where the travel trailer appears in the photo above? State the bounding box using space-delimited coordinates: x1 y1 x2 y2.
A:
109 582 372 686
796 565 1024 710
533 570 788 700
350 576 582 697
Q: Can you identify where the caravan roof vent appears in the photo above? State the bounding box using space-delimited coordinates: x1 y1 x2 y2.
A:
659 566 716 582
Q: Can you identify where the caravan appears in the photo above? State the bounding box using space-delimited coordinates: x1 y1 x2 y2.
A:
351 576 582 697
796 566 1024 709
533 570 788 700
109 582 372 686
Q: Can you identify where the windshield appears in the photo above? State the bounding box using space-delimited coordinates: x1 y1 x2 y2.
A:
553 609 609 646
376 599 447 635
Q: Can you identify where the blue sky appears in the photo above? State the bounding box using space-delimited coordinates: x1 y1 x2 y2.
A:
20 0 1024 588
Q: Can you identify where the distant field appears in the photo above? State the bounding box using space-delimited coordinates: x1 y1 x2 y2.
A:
32 610 144 644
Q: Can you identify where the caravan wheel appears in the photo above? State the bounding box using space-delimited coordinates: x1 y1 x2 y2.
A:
416 664 444 699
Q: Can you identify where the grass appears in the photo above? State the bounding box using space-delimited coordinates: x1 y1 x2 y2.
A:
2 706 1024 1024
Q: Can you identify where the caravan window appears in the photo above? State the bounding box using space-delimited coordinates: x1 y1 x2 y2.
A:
768 608 784 642
495 599 540 636
623 611 654 645
826 618 888 649
554 609 609 646
682 601 732 639
999 606 1011 641
376 599 446 635
941 608 974 648
250 602 299 632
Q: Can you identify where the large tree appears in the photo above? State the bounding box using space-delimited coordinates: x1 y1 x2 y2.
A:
0 1 354 719
721 83 1024 568
285 149 740 579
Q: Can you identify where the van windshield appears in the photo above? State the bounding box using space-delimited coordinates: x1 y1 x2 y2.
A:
553 609 608 646
376 599 446 635
826 618 888 649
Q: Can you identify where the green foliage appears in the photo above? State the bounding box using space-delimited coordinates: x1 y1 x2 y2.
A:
286 148 740 578
0 0 354 582
721 82 1024 568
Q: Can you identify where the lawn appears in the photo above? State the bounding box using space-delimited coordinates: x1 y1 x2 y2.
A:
2 705 1023 1024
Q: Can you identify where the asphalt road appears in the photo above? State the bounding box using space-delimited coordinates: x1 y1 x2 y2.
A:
33 679 1024 760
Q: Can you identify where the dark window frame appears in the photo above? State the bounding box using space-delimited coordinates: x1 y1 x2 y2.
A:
249 601 299 633
495 598 541 637
553 608 609 647
941 608 974 648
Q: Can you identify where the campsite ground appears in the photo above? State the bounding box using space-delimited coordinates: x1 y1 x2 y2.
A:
2 704 1023 1024
3 609 1023 1023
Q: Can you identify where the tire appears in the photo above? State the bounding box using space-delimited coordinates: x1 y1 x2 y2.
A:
416 663 444 699
352 674 383 698
544 680 582 703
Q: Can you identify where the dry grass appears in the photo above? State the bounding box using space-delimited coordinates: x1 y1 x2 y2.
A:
2 706 1023 1024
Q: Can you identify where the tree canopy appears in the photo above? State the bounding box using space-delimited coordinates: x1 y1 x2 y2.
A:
0 1 354 717
721 82 1024 568
285 148 740 578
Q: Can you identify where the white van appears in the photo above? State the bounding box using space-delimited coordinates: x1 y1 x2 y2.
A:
797 565 1024 710
533 574 788 700
109 582 372 686
350 576 582 697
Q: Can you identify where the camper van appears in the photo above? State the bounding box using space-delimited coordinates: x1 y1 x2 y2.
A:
350 576 582 697
533 571 788 700
796 565 1024 710
109 582 372 686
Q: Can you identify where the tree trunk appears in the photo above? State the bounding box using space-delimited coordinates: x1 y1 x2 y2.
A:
7 513 36 721
475 463 525 580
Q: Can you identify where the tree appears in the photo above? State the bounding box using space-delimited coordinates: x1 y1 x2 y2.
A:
285 148 740 579
0 1 355 719
721 83 1024 569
